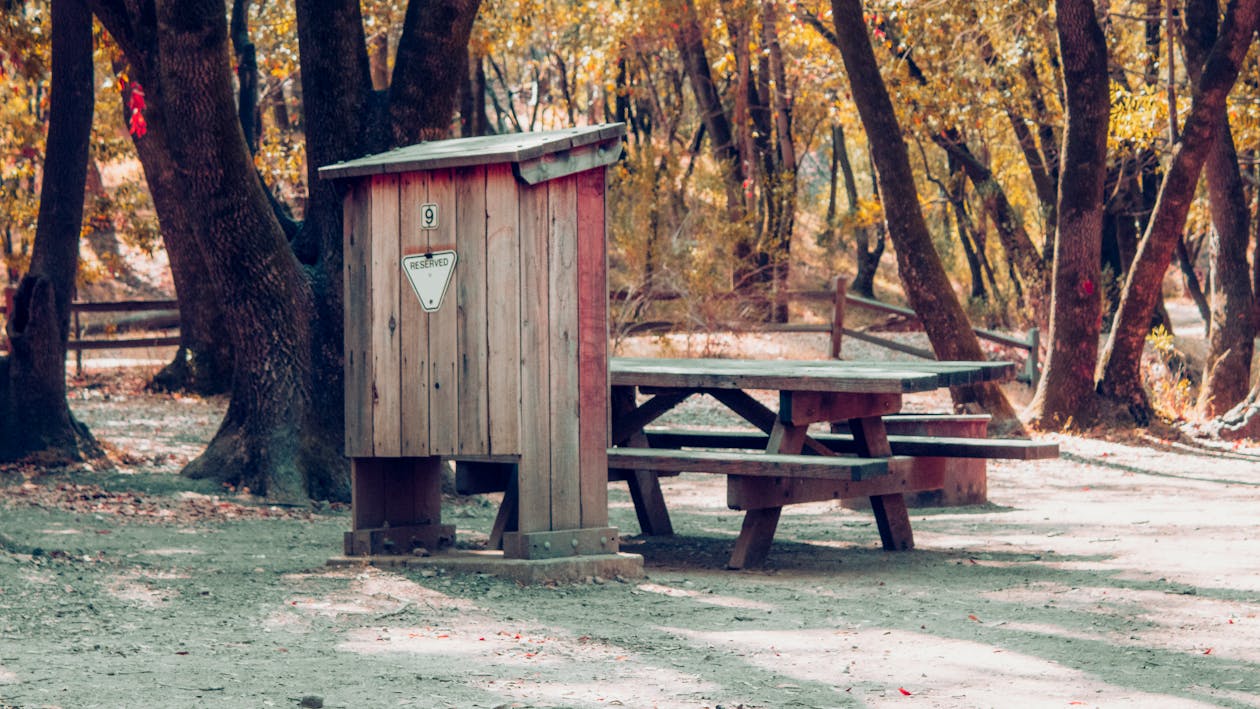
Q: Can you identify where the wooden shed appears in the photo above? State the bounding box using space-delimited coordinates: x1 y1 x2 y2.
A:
320 124 626 561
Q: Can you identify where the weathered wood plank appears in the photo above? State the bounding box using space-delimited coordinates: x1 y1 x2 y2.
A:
351 458 385 529
343 182 373 456
575 168 609 528
726 457 930 510
641 429 1057 460
609 357 1014 393
726 508 781 570
605 448 894 480
485 164 522 455
516 180 551 533
780 391 902 425
426 169 460 455
609 385 673 536
398 171 430 456
548 175 581 530
455 165 489 455
369 174 402 456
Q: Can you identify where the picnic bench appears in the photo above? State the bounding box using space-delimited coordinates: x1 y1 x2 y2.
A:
606 357 1059 569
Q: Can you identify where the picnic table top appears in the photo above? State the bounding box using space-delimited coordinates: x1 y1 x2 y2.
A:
608 357 1014 394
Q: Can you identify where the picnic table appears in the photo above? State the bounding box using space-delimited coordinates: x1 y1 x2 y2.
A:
607 357 1057 569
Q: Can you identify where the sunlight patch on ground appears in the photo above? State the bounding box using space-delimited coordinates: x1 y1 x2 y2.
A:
661 626 1226 708
138 547 203 556
0 667 17 684
637 582 776 611
102 569 190 608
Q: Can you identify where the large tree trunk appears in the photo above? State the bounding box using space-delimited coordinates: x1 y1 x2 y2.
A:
0 0 101 462
829 0 1022 434
155 0 319 502
1096 0 1260 419
1026 0 1110 429
388 0 480 145
1183 0 1256 417
119 69 235 396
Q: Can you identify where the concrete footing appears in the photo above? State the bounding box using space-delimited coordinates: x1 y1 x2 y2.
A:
327 550 645 585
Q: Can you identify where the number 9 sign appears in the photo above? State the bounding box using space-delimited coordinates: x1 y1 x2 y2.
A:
419 203 439 230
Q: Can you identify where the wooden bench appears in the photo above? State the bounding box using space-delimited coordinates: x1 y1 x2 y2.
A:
637 429 1058 460
607 446 921 567
605 448 903 481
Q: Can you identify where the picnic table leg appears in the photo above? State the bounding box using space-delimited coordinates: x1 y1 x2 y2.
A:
726 421 808 569
611 385 674 536
488 471 519 550
849 415 914 550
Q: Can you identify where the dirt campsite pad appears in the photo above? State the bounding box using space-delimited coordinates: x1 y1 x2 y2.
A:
3 361 1260 708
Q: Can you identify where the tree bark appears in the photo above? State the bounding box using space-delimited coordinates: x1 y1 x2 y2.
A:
389 0 480 145
830 0 1022 434
153 0 318 502
1026 0 1110 429
1096 0 1260 418
1183 0 1256 417
1 0 101 462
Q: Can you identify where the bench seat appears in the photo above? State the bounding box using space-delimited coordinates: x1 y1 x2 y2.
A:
606 447 906 482
640 428 1058 460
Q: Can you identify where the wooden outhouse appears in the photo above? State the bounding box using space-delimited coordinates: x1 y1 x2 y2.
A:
319 124 626 561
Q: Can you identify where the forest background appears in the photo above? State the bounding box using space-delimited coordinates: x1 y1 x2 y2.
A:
4 0 1260 502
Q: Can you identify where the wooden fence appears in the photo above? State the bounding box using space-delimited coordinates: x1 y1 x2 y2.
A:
4 282 1040 386
611 278 1041 387
0 288 179 374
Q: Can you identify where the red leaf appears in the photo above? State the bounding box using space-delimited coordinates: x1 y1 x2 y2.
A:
129 108 147 138
968 614 981 622
899 687 912 695
128 82 145 111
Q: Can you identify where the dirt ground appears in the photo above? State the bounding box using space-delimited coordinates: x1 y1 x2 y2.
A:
4 338 1260 708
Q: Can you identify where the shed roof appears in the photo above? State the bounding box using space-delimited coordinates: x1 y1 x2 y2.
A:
318 124 625 180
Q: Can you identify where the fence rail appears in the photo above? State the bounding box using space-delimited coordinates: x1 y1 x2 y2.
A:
613 278 1041 386
5 282 1041 386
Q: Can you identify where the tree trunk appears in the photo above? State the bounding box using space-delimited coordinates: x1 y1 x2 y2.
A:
1183 0 1256 417
672 0 756 290
118 69 235 396
1096 0 1260 418
850 145 884 298
1026 0 1110 429
830 0 1022 434
388 0 480 145
1 0 101 462
152 0 320 502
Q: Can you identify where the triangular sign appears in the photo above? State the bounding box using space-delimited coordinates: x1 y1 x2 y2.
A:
401 250 457 313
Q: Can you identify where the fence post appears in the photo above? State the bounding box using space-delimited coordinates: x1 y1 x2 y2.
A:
74 307 83 376
1024 327 1039 388
830 275 846 360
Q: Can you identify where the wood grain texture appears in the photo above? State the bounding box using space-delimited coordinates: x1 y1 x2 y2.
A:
610 357 1013 393
547 175 581 530
485 164 522 455
726 507 781 569
369 174 402 456
426 169 459 455
575 168 609 528
640 429 1057 460
343 182 374 456
605 448 892 480
398 172 430 456
516 180 551 532
455 165 489 455
351 458 385 529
